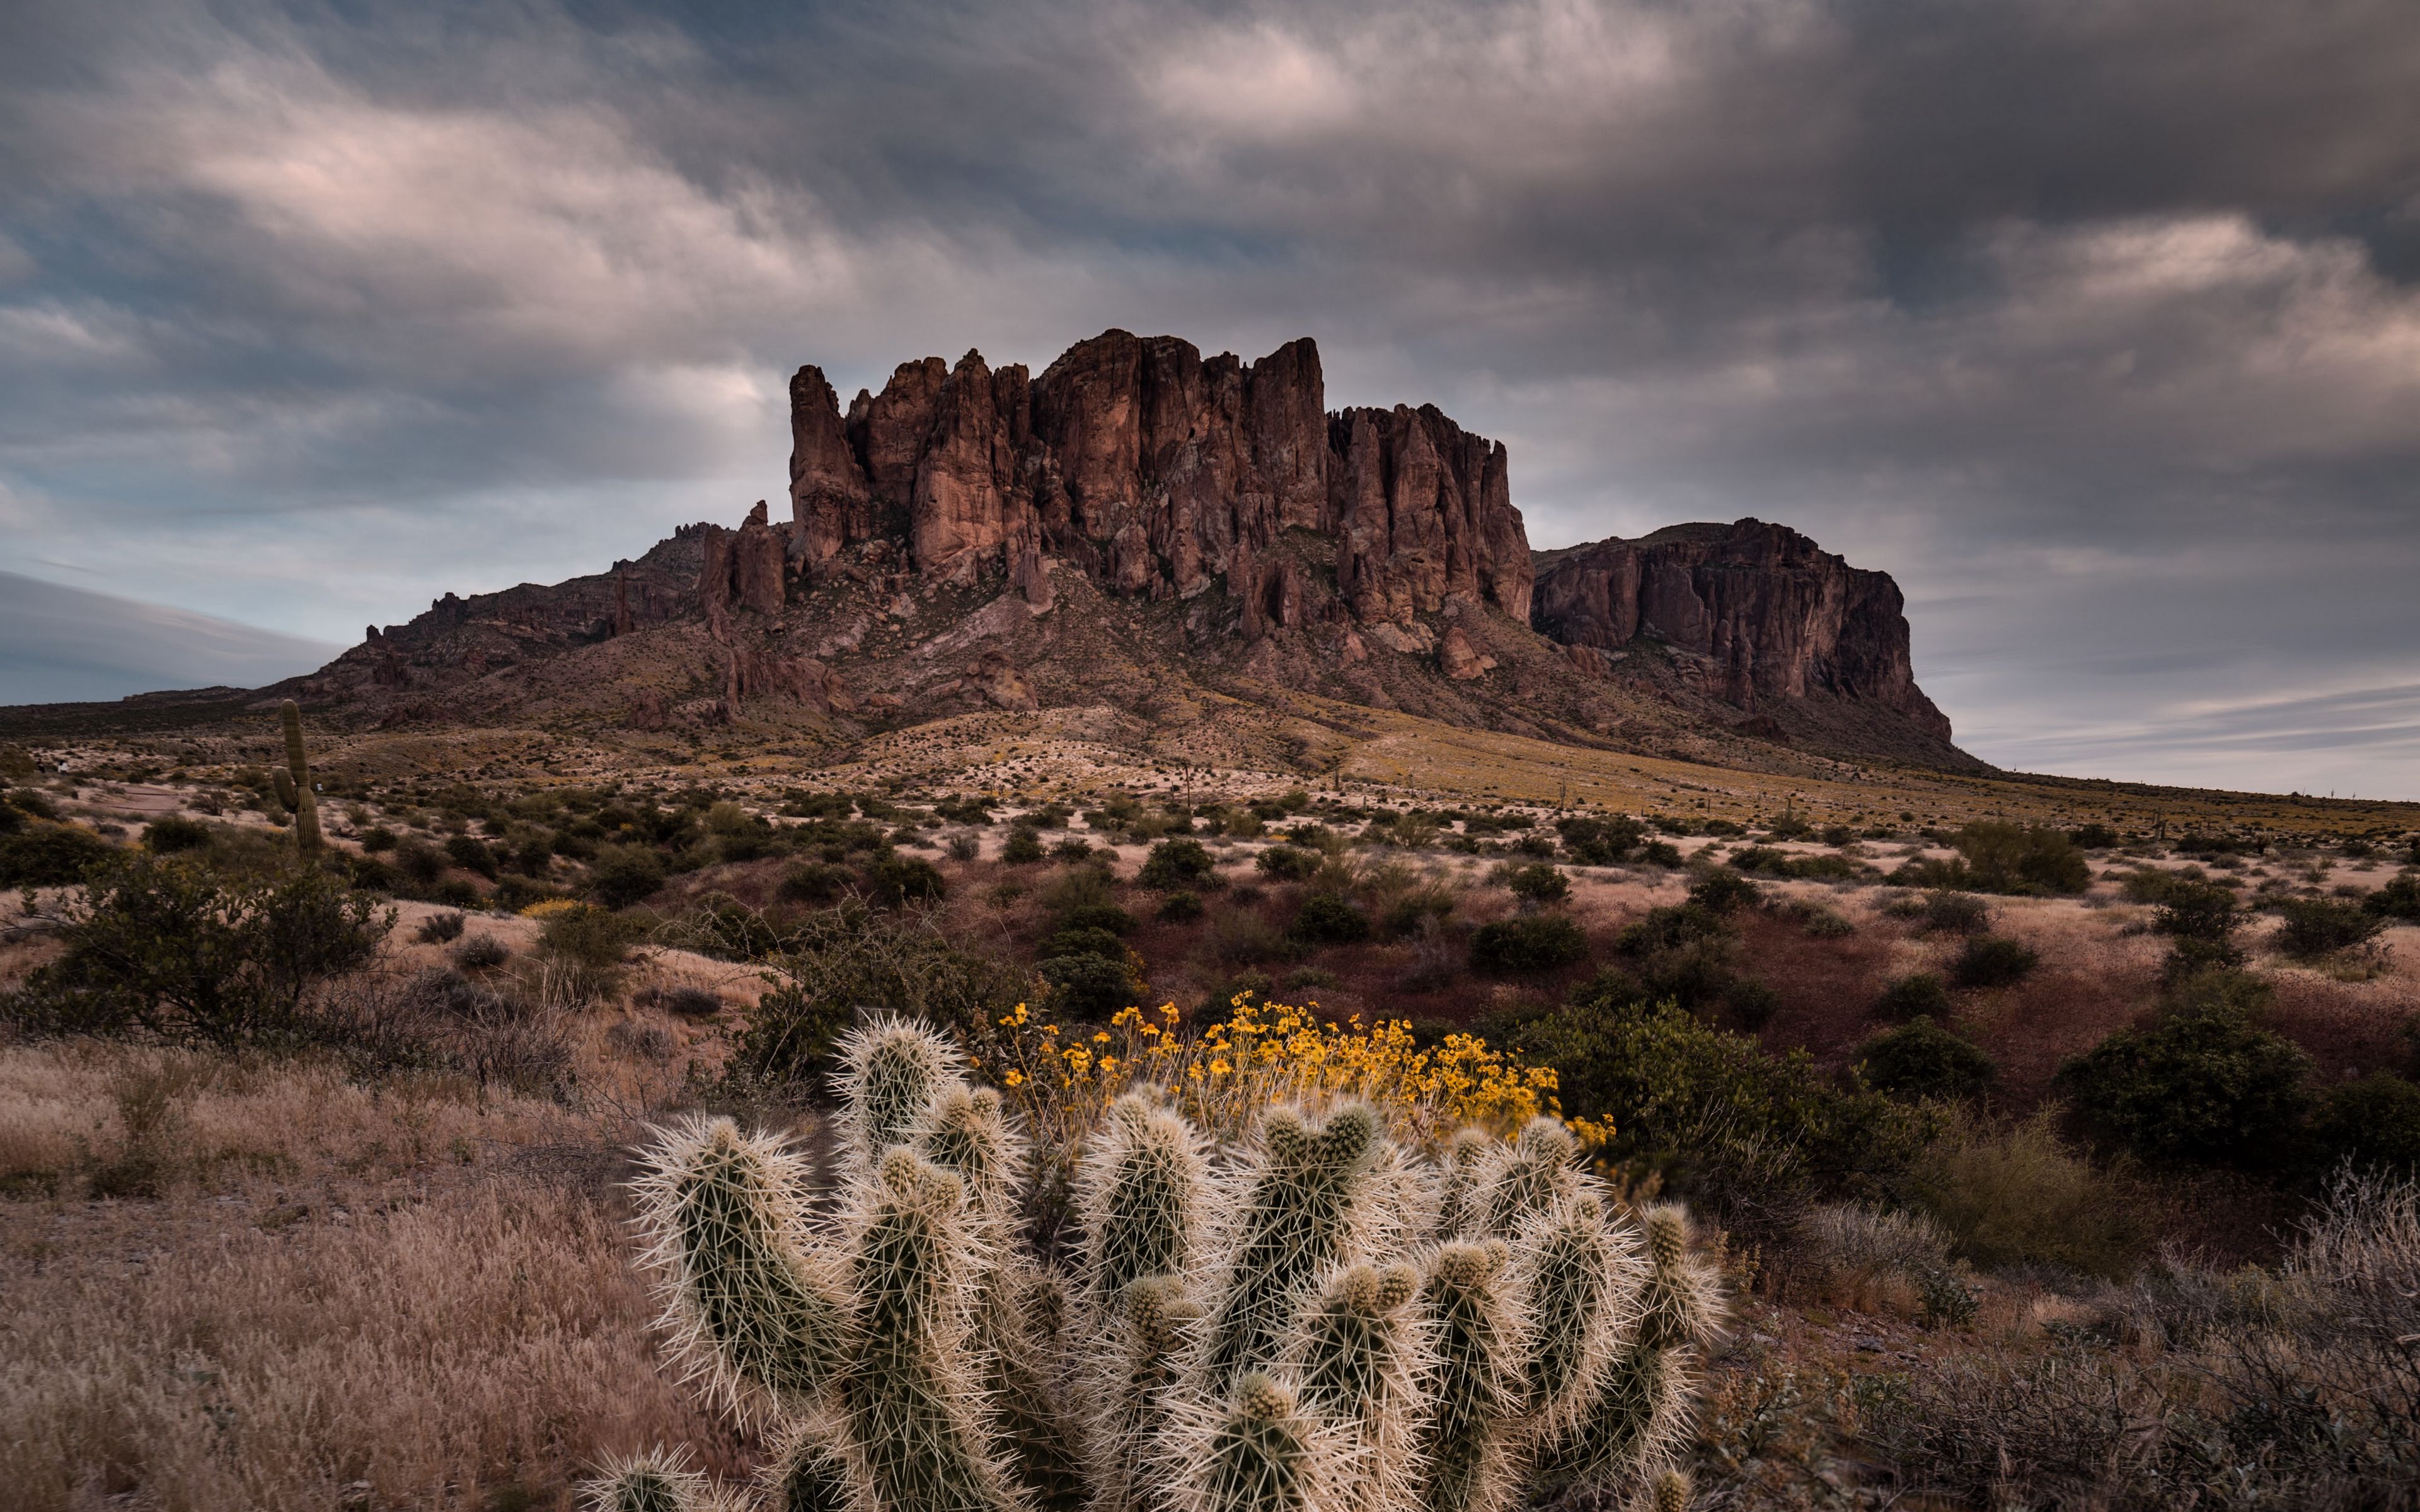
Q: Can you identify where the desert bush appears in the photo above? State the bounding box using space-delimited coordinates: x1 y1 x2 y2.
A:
587 843 668 908
725 903 1024 1086
609 1023 1723 1512
416 910 468 944
1051 837 1095 864
1205 905 1292 966
1471 914 1588 975
1001 827 1046 865
670 892 795 963
1158 890 1204 922
1040 949 1146 1020
863 851 947 907
1 854 390 1048
1950 935 2039 989
2361 874 2420 920
445 833 500 879
536 903 642 1001
1288 891 1372 945
2273 896 2387 959
1910 890 1992 936
452 934 511 971
143 815 212 854
1951 822 2090 895
944 828 983 862
1040 924 1129 963
1687 868 1761 915
1727 978 1781 1030
1775 900 1854 937
1796 1203 1972 1324
660 984 723 1019
1872 971 1952 1023
1557 814 1645 865
1501 862 1572 905
1903 1112 2147 1278
2307 1074 2420 1177
1061 901 1138 936
2059 1006 2315 1167
778 861 853 903
1616 902 1732 956
1139 837 1216 890
1254 844 1321 881
0 823 114 886
1858 1017 1995 1101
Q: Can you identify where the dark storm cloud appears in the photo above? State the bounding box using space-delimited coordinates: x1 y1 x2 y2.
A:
0 571 339 706
1 0 2416 793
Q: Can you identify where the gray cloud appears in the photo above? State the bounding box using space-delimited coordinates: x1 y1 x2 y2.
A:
0 570 339 706
1 0 2416 793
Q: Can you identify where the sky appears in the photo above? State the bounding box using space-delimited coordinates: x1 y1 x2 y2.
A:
1 0 2416 798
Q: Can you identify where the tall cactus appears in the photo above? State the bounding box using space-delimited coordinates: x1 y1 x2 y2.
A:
1199 1103 1383 1391
1171 1373 1328 1512
630 1117 850 1412
273 698 321 857
1536 1205 1724 1498
840 1150 1015 1512
1415 1240 1526 1512
1283 1263 1427 1512
601 1018 1717 1512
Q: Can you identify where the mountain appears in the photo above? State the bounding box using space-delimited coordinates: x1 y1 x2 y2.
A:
277 330 1977 774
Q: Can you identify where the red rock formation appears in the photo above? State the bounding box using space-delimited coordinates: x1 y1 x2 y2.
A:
1531 519 1952 741
732 501 786 616
783 329 1530 631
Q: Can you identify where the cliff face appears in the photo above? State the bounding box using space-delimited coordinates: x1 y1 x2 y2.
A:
787 329 1533 627
1531 519 1953 742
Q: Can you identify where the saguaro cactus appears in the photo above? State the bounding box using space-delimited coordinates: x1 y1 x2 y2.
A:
273 698 321 857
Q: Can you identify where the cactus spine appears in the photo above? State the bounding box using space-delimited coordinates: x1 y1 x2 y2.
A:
1075 1091 1210 1310
1511 1193 1639 1436
274 698 321 857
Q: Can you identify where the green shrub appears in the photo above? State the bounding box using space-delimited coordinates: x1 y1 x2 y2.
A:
143 816 212 854
1494 990 1931 1236
1041 951 1144 1020
2363 875 2420 920
1637 840 1683 868
1911 890 1992 936
588 844 667 908
1687 869 1761 915
1470 914 1587 975
429 878 483 910
2306 1074 2420 1176
444 833 500 880
1040 925 1129 963
1904 1114 2147 1278
1727 978 1781 1030
1859 1017 1995 1101
2272 898 2385 959
778 861 852 904
453 934 511 971
2058 1009 2315 1166
1158 890 1204 922
1502 862 1571 905
1557 815 1644 865
1254 844 1320 881
1616 902 1732 956
1000 828 1046 865
729 979 850 1087
539 903 643 970
725 903 1020 1083
1950 936 2039 990
2068 823 2118 850
862 852 946 907
1061 902 1137 936
1 854 390 1048
1951 822 2090 895
1288 891 1371 945
2152 881 2240 942
1051 837 1095 864
416 910 467 944
1138 838 1215 890
0 825 114 886
1875 971 1954 1022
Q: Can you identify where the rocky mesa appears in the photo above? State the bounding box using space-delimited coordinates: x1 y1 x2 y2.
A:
282 329 1973 772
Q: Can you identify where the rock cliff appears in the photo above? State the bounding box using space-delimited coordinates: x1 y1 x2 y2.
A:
787 329 1532 627
1531 519 1952 743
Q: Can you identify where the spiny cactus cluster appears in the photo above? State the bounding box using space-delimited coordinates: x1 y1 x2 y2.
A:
598 1017 1722 1512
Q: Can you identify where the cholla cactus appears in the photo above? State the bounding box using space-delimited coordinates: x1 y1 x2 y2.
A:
600 1019 1717 1512
1284 1263 1427 1512
1536 1205 1724 1499
1415 1241 1526 1512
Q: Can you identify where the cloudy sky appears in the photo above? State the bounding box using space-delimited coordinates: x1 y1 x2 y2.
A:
3 0 2416 797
